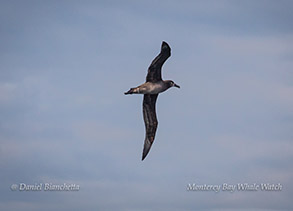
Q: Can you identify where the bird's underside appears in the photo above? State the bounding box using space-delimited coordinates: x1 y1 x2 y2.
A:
141 42 171 160
125 41 174 160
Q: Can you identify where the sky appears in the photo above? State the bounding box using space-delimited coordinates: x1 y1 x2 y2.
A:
0 0 293 210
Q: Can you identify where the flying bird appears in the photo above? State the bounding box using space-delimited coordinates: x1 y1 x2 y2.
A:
124 41 180 160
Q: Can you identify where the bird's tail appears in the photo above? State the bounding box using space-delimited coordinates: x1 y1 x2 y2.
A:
124 88 138 95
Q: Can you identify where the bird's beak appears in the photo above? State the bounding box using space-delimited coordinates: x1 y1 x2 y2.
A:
174 83 180 88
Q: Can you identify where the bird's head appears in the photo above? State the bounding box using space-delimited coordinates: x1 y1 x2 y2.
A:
167 80 180 89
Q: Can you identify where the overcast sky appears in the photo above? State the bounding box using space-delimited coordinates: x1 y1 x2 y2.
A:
0 0 293 210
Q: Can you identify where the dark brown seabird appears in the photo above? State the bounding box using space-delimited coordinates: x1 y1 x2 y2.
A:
124 41 180 160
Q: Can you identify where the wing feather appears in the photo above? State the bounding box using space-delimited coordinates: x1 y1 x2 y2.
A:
146 41 171 82
142 94 158 160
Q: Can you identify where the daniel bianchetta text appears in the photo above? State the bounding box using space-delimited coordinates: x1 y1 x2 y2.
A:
187 183 282 193
12 183 80 191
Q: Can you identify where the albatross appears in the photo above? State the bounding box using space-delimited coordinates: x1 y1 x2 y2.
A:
124 41 180 160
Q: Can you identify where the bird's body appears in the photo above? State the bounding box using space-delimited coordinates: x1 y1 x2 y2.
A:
125 80 177 95
125 41 180 160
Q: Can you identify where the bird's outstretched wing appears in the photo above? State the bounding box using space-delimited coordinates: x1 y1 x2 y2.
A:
146 41 171 82
142 94 158 160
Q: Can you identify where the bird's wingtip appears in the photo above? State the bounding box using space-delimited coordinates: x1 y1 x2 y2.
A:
162 41 169 46
161 41 171 53
142 148 148 161
141 139 152 161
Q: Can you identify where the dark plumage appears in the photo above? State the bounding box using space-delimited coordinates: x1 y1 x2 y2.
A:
125 41 180 160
